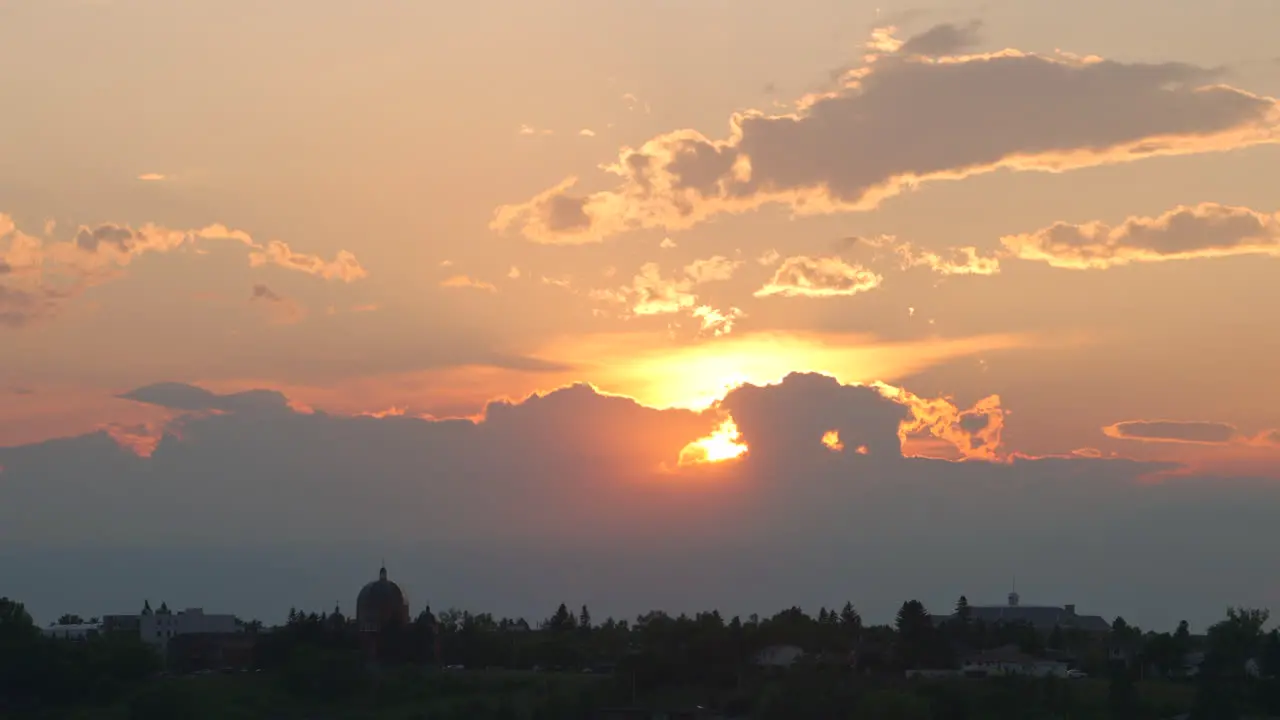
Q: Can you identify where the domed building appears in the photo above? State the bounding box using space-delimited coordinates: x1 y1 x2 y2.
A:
356 565 410 661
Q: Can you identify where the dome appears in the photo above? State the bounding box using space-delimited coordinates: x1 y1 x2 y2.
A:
356 565 410 632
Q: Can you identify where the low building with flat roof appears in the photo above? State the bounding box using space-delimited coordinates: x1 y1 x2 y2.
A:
934 592 1111 633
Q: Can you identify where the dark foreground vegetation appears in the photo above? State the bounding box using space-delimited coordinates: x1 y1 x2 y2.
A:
4 595 1280 719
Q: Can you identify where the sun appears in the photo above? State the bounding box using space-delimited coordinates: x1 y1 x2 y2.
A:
678 418 748 466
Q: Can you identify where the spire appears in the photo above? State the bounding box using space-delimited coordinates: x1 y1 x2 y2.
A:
379 563 387 581
1008 576 1020 607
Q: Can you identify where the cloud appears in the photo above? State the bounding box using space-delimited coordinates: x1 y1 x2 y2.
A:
1001 202 1280 269
579 129 597 137
691 305 744 337
136 173 168 182
621 93 650 114
440 275 497 292
897 20 984 57
519 124 553 136
594 257 744 331
888 385 1005 460
0 213 366 328
118 382 292 415
754 256 882 298
880 238 1001 276
492 25 1279 243
11 372 1277 630
1103 419 1280 447
605 263 696 315
244 239 367 282
250 284 307 325
507 266 521 279
683 255 742 283
659 237 677 249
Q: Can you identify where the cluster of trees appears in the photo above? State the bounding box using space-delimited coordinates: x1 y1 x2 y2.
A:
9 590 1280 718
0 597 159 715
257 597 1280 716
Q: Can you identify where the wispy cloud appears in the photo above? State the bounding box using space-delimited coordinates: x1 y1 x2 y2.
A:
250 284 307 325
0 213 365 328
440 275 497 292
755 256 882 298
1002 203 1280 269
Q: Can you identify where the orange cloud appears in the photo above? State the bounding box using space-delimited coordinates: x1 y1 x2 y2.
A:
245 240 367 282
678 417 747 466
491 26 1278 243
590 257 744 335
882 385 1005 460
0 213 366 327
690 305 744 337
440 275 497 292
1001 203 1280 269
821 430 844 451
754 256 882 298
103 421 167 457
863 236 1001 275
0 386 175 447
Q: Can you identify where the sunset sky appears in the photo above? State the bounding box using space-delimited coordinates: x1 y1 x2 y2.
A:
3 0 1280 630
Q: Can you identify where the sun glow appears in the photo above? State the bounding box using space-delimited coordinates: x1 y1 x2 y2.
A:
534 331 1030 410
679 418 748 466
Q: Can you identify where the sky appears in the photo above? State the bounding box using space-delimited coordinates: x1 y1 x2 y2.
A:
2 0 1280 631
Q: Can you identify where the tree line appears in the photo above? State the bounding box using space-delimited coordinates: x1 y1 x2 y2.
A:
6 593 1280 718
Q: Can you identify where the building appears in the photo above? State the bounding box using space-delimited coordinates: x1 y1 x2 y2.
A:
41 623 101 642
962 645 1070 678
938 591 1111 633
356 564 411 662
139 601 238 650
101 614 141 635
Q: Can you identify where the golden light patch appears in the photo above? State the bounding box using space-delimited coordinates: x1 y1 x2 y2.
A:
821 430 844 451
535 330 1032 410
678 418 747 466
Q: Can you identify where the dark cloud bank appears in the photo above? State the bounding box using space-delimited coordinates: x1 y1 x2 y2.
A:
2 374 1277 630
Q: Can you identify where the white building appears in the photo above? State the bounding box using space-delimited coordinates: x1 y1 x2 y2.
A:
754 644 805 668
962 645 1069 678
138 601 238 649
